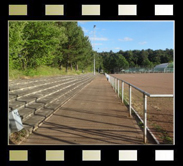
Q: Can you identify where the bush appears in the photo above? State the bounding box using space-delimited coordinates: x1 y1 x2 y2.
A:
23 68 38 76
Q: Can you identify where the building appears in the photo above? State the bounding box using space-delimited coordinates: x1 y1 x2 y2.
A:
154 63 173 73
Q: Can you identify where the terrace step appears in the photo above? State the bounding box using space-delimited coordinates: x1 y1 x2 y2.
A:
8 74 90 102
21 75 94 136
19 102 45 122
9 78 76 98
9 76 74 92
22 76 93 122
9 74 94 131
9 75 91 110
9 75 73 87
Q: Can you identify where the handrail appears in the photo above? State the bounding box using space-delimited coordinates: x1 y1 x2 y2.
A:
106 73 173 98
105 73 173 144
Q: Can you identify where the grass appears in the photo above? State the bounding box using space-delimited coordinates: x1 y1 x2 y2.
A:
9 128 28 144
9 68 24 80
138 121 144 128
152 123 173 144
9 65 91 80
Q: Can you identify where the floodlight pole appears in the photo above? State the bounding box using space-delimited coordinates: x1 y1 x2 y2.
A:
93 25 96 75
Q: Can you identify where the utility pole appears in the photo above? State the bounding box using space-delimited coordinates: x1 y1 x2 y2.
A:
93 25 96 75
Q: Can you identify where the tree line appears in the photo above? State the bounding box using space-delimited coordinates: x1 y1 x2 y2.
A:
99 49 173 73
9 21 173 75
9 21 94 72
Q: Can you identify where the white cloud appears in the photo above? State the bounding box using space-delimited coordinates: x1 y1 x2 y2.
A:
114 47 121 50
90 37 108 41
139 41 147 45
118 37 133 41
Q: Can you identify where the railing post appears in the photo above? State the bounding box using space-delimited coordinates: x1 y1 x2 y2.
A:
111 77 113 87
112 77 114 89
129 84 132 117
122 81 124 103
118 79 119 97
143 93 147 143
115 78 116 93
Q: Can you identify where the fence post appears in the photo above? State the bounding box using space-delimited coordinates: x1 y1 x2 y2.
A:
118 79 119 97
115 78 116 93
129 84 132 117
143 93 147 143
113 77 114 89
122 81 124 103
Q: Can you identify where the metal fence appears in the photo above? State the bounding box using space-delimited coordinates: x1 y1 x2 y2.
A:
120 67 173 73
105 73 174 144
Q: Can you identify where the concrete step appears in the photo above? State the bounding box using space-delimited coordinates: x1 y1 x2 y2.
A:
8 74 90 102
9 78 77 97
9 76 90 110
9 75 73 87
21 75 94 135
9 76 74 92
20 102 45 122
15 75 94 123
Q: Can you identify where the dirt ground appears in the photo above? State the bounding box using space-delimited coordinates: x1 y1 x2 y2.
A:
111 73 174 144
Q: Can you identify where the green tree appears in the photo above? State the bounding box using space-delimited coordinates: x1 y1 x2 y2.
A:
9 21 28 70
23 22 64 69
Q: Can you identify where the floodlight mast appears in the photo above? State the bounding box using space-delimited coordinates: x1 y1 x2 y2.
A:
93 25 96 75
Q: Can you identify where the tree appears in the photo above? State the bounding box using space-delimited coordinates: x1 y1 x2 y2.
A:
9 21 28 70
116 54 129 71
23 22 64 69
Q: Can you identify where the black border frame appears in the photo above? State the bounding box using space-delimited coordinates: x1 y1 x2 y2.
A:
1 1 180 166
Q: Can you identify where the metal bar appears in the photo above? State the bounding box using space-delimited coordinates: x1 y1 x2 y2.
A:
118 79 119 97
122 81 124 103
129 85 132 117
143 93 147 143
112 77 114 89
109 75 173 98
114 78 115 91
149 94 174 98
114 78 115 92
108 74 171 144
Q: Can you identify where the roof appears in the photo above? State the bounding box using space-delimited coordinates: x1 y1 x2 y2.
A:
154 63 169 69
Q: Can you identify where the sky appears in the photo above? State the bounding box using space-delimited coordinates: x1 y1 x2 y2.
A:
77 21 174 53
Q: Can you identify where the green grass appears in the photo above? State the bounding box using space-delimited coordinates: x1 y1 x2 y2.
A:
138 121 144 128
152 123 173 144
9 68 24 80
9 65 91 80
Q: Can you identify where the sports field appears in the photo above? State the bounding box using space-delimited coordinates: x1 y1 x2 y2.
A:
111 73 174 144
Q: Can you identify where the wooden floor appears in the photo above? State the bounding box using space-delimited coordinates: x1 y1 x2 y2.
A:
22 74 147 145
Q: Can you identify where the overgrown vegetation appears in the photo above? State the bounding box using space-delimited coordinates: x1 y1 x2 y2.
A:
9 21 101 78
9 65 91 80
9 129 28 144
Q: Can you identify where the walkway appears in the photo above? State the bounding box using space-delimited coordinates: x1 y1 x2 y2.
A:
22 74 145 145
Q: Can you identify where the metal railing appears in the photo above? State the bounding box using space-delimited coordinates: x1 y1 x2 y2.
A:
105 73 174 144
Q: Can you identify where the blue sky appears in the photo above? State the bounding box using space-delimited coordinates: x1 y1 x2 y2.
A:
77 21 174 53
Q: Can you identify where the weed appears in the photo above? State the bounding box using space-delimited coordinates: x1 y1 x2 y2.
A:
9 65 91 80
152 123 173 144
160 135 173 144
9 129 28 144
138 121 144 128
